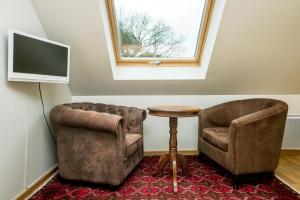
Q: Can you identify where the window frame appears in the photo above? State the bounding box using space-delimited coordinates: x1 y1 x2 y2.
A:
106 0 215 67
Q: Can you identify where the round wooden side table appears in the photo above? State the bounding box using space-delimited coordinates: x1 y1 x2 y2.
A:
147 105 201 193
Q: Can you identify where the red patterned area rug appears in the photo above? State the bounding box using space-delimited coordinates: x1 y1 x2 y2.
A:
30 155 299 200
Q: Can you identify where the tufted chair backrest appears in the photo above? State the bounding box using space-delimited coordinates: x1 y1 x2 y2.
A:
64 102 147 134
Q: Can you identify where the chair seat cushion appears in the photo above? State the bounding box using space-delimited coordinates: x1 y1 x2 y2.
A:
125 133 143 157
202 127 229 152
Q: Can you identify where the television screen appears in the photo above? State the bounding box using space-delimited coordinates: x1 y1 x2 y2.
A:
13 33 68 77
8 29 70 83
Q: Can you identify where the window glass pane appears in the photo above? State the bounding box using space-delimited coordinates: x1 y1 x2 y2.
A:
113 0 206 59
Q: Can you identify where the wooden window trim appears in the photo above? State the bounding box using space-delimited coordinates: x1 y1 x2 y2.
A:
106 0 215 67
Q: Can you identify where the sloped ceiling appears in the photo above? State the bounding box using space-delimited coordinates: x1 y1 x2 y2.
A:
31 0 300 95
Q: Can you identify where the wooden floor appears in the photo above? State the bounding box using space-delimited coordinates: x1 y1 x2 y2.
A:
276 151 300 193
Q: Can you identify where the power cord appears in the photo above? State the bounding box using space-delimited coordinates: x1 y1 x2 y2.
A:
38 82 57 146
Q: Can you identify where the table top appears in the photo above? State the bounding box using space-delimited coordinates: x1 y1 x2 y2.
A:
147 105 201 118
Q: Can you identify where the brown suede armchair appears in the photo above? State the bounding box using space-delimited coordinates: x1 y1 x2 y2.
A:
50 103 147 186
198 98 288 186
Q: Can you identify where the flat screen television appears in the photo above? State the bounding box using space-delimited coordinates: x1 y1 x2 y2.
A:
8 29 70 83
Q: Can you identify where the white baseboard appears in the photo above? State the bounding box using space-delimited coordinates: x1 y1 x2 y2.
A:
14 164 58 200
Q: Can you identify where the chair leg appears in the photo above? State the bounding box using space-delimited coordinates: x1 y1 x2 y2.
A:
232 175 239 190
266 171 275 183
109 185 119 191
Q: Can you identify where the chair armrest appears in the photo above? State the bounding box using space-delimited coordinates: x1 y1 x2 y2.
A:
228 105 288 173
119 107 147 133
127 107 147 123
50 105 124 134
230 105 287 128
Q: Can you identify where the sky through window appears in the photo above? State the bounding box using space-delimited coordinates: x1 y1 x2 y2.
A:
114 0 206 59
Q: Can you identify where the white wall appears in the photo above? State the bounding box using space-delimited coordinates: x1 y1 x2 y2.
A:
73 95 300 151
0 0 71 199
31 0 300 95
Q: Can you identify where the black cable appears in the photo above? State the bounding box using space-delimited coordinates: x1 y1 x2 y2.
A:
38 82 57 146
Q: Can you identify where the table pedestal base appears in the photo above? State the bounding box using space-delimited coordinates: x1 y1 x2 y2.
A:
155 154 190 176
153 117 190 193
154 154 190 193
148 106 200 194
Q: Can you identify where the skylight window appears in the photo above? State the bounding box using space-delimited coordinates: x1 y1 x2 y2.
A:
106 0 214 66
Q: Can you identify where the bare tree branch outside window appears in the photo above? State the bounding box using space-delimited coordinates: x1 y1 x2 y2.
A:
117 10 185 58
